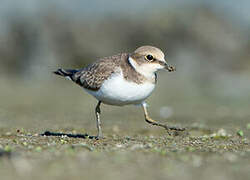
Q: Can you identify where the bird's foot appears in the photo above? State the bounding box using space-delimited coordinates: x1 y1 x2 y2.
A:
145 119 185 136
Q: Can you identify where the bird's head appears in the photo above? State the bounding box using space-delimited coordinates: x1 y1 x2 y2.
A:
128 46 175 78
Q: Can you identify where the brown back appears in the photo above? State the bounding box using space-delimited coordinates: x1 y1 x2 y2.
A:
71 53 154 91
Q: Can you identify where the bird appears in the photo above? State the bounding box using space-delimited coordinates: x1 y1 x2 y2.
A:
54 45 185 139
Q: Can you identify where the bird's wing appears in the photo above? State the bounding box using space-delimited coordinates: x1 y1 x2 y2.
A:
72 53 127 91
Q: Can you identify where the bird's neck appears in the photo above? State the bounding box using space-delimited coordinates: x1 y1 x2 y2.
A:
127 56 156 84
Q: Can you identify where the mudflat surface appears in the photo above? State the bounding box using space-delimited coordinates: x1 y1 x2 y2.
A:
0 78 250 180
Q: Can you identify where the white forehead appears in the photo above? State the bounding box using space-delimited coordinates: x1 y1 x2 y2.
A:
134 46 165 61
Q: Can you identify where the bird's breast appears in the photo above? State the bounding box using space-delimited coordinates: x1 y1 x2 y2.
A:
84 72 155 105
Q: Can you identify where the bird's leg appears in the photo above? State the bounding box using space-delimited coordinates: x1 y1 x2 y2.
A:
141 102 185 135
95 101 103 139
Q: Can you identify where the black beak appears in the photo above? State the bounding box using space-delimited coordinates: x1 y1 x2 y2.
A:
164 62 176 72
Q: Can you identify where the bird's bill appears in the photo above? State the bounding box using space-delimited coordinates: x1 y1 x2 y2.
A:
164 62 176 72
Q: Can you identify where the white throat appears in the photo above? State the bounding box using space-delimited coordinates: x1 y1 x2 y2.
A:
128 56 162 79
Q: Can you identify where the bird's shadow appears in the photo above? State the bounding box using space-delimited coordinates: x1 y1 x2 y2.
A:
40 131 98 139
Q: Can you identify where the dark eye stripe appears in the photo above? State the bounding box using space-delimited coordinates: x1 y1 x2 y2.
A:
154 59 165 66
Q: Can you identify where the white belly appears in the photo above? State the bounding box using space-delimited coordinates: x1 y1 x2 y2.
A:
84 72 155 106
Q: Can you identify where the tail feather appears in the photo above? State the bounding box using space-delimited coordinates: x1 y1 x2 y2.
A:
53 68 78 80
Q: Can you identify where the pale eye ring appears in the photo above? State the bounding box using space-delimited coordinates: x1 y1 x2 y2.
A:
145 54 154 61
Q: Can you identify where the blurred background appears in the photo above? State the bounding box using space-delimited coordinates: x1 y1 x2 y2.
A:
0 1 250 180
0 0 250 135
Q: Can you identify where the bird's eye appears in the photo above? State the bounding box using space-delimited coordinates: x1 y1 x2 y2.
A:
145 54 154 61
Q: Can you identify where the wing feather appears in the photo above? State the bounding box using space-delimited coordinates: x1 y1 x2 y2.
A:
72 53 127 91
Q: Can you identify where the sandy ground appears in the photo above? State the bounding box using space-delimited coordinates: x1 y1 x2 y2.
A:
0 77 249 180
